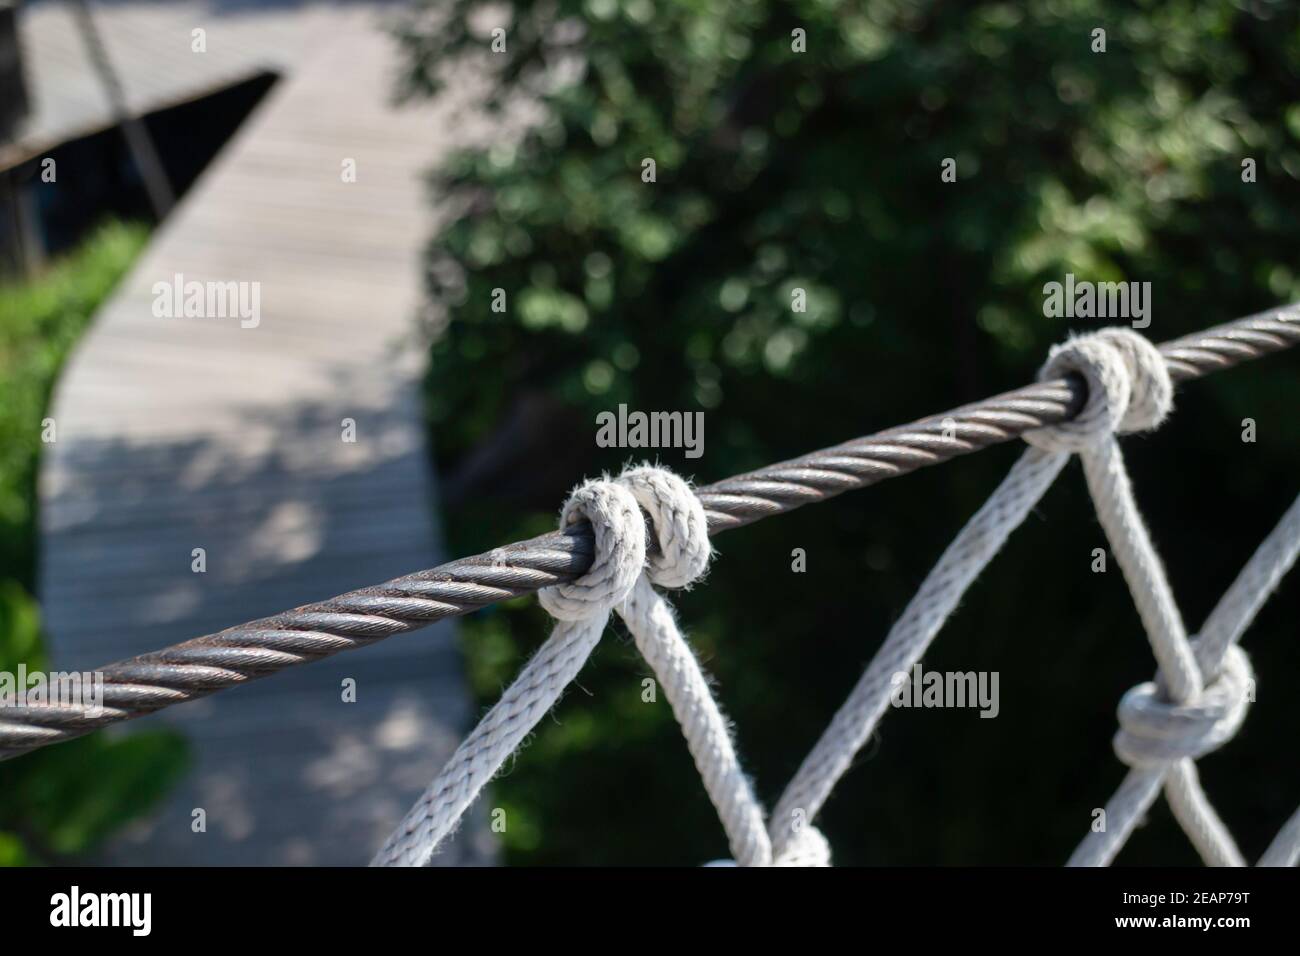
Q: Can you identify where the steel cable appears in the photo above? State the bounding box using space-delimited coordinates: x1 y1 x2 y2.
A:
1 303 1296 760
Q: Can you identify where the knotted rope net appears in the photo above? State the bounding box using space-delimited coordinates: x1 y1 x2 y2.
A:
375 326 1300 868
2 309 1297 865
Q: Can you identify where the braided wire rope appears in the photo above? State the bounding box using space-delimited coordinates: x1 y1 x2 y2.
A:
2 303 1296 760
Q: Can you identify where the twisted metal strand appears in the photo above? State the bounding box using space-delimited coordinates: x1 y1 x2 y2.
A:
2 304 1296 760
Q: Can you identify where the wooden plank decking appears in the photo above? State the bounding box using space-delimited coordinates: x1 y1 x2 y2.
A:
37 5 503 865
4 0 341 169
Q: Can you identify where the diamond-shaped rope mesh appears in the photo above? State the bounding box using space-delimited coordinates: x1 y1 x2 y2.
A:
377 327 1298 867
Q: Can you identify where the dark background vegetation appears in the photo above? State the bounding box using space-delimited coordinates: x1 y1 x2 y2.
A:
397 0 1300 864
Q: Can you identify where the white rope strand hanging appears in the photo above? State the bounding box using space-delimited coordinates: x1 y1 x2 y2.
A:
374 465 772 867
766 445 1067 855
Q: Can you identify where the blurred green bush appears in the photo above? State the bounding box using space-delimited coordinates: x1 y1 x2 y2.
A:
399 0 1300 863
0 221 187 865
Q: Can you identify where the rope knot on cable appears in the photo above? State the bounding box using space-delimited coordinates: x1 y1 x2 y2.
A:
1024 327 1173 453
537 466 711 623
377 463 780 867
617 464 712 589
1113 644 1255 771
537 479 646 622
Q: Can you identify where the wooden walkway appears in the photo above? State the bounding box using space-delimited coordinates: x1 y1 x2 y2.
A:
4 0 338 169
38 5 505 865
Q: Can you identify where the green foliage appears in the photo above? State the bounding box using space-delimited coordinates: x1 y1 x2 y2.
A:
0 220 149 588
0 695 189 859
401 0 1300 863
0 222 189 864
0 581 42 673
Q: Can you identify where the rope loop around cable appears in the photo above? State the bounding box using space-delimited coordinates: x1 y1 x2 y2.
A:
617 464 712 589
537 464 712 623
1024 327 1173 453
537 478 646 622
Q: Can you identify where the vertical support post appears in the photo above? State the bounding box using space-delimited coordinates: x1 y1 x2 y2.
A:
69 0 175 219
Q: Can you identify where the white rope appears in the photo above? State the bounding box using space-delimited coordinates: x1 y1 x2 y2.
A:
373 465 772 867
1069 490 1300 866
765 327 1178 857
766 445 1068 854
1020 329 1300 867
1259 805 1300 867
372 327 1298 868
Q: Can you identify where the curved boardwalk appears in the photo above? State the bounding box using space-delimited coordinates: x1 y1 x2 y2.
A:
37 7 502 865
